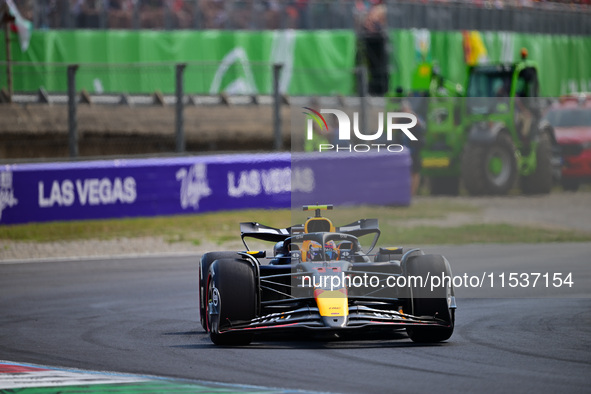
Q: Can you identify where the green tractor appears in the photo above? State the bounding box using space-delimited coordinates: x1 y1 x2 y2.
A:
406 53 559 195
385 62 465 195
409 62 465 195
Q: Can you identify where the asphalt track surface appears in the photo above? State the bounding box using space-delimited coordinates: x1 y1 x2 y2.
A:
1 243 590 393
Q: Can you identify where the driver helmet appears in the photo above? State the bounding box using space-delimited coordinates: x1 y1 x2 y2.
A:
307 241 322 261
325 240 338 261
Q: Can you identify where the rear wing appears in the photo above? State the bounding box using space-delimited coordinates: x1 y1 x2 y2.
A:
337 219 381 253
240 222 291 250
240 218 381 252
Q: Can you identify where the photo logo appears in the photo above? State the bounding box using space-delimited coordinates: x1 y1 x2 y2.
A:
304 108 418 153
303 106 328 140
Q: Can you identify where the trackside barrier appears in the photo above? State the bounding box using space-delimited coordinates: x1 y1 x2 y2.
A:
0 152 410 225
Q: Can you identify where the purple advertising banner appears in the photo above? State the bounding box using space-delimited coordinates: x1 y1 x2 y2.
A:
292 151 411 208
0 152 410 225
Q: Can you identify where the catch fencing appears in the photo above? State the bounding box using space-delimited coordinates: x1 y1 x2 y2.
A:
24 0 591 35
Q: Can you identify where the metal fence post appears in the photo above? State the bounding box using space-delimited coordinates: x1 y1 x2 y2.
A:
100 2 107 28
273 63 283 151
164 1 172 30
3 20 12 103
356 66 368 138
175 63 187 153
67 64 79 158
132 0 140 29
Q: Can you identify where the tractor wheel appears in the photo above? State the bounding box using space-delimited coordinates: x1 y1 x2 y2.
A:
521 132 553 195
429 176 460 196
561 178 580 192
461 133 517 195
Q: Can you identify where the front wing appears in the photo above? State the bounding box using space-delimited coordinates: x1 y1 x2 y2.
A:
216 302 451 335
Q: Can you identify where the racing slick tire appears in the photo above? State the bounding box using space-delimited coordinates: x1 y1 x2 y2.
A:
520 132 553 195
206 258 256 346
461 132 517 195
405 254 454 343
199 252 240 330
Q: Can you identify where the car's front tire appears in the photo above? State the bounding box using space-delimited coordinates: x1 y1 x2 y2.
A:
199 252 240 330
405 254 455 343
206 258 256 346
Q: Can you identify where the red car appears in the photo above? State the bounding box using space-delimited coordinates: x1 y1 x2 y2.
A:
545 94 591 191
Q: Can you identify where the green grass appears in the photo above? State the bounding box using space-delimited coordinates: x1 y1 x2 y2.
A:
0 201 476 243
375 224 591 246
290 200 481 225
0 209 291 243
1 201 590 245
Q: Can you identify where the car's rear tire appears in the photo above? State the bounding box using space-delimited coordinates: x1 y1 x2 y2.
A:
199 252 240 330
206 258 256 346
405 254 454 343
521 132 553 195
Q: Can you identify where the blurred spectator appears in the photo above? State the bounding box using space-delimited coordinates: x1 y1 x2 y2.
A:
19 0 591 30
363 0 386 32
198 0 227 28
286 0 309 29
140 0 164 28
108 0 132 28
35 0 72 28
70 0 82 26
54 0 71 27
32 0 52 28
169 0 193 29
77 0 102 28
494 0 505 9
263 0 281 29
518 0 533 7
228 0 253 29
357 0 389 95
19 0 35 20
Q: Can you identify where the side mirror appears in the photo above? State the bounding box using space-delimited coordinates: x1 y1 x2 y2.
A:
245 250 266 258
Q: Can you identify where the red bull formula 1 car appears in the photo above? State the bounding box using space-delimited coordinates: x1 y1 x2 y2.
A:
198 205 456 346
